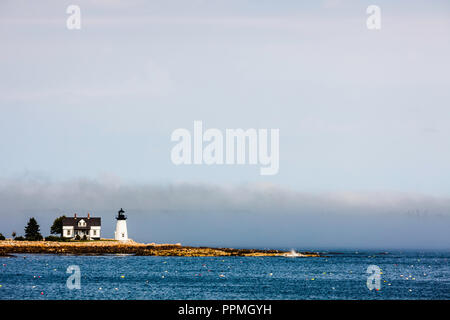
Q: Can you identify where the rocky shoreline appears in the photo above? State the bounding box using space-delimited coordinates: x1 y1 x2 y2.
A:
0 240 321 257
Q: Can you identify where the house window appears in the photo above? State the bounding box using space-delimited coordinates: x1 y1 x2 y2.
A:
67 230 71 236
93 230 96 236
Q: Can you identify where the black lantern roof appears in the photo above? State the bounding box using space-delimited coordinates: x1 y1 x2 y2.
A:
116 208 127 220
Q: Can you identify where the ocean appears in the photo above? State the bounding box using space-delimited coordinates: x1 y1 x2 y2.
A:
0 251 449 300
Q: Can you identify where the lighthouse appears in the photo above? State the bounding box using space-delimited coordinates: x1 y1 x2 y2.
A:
114 208 128 241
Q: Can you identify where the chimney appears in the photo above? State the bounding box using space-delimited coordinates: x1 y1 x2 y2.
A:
74 213 77 218
87 212 90 219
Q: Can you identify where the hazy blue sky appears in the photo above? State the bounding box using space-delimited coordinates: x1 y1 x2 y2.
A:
0 1 449 249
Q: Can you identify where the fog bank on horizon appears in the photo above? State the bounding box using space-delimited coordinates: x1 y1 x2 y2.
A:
0 177 448 250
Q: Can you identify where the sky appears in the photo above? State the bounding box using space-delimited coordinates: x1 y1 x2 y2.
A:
0 0 449 249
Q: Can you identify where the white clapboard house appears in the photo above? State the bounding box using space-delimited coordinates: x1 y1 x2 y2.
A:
62 213 101 240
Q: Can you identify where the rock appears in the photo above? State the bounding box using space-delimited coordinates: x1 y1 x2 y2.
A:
0 240 322 257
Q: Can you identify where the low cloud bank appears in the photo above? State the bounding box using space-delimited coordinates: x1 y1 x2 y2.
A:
0 177 449 249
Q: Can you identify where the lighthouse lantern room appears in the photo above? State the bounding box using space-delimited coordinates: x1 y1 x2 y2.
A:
114 208 128 241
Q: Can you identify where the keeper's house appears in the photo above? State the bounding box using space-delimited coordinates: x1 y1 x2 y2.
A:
62 213 101 240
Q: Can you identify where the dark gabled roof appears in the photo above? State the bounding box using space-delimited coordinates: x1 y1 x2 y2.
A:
62 217 101 228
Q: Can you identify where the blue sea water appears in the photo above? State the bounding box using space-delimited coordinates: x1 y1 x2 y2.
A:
0 251 448 300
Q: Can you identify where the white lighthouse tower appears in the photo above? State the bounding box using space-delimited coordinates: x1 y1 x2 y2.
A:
114 208 128 241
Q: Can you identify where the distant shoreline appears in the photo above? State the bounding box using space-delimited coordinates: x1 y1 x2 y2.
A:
0 240 321 257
